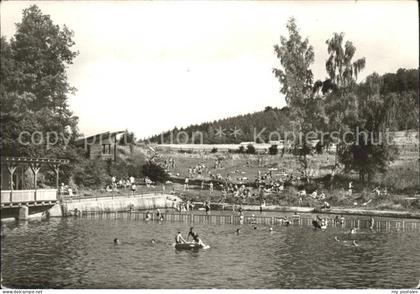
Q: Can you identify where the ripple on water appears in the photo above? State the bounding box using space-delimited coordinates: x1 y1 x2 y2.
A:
1 215 420 289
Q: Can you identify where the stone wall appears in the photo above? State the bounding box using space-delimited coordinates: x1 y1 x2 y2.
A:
49 194 181 217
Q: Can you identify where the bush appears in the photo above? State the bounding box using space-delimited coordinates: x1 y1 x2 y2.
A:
211 147 218 153
268 145 278 155
73 159 108 188
142 161 169 183
246 144 256 154
107 159 129 180
238 146 245 153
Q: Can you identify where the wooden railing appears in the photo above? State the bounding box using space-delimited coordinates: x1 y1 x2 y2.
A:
1 189 57 203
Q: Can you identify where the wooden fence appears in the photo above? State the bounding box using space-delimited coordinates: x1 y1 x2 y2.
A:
80 211 420 231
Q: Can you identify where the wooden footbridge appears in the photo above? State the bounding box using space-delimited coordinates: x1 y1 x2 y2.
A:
1 157 69 220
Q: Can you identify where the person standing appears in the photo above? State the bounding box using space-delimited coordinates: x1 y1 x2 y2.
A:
368 217 375 230
187 227 197 241
239 211 244 225
205 201 210 215
131 183 137 195
111 175 116 189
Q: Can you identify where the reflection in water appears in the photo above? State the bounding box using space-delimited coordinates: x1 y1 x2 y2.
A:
1 214 420 289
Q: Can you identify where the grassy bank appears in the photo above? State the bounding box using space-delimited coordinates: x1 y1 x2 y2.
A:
154 149 419 212
70 147 419 213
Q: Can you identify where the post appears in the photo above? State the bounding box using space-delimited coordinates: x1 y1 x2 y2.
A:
7 164 17 191
20 165 26 190
55 165 60 191
49 163 61 200
18 205 29 220
29 163 41 201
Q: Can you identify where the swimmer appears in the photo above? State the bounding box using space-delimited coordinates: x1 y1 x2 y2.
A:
312 219 322 230
151 239 156 244
145 211 151 221
334 236 340 242
250 214 256 224
114 238 121 245
352 240 359 247
236 228 241 234
349 227 357 234
239 214 244 225
253 226 257 230
269 227 273 232
193 234 207 247
282 216 291 226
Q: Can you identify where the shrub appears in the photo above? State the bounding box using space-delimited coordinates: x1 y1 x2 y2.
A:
211 147 218 153
238 146 245 153
142 161 169 183
246 144 256 154
269 145 278 155
73 159 108 188
107 159 129 180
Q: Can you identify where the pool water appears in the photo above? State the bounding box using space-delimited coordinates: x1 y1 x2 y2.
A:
1 212 420 289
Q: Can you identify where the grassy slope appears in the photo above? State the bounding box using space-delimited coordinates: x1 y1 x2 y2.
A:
75 133 419 212
154 147 419 211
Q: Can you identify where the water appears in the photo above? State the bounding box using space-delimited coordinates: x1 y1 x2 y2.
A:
2 212 420 289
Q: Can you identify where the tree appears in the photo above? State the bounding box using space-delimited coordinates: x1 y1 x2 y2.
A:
325 33 366 89
268 145 278 155
318 32 366 137
273 18 314 110
273 18 326 178
246 144 256 154
379 68 419 131
0 5 79 157
119 130 136 145
339 72 398 181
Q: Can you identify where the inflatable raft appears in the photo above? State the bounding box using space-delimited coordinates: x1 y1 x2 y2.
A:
174 242 210 250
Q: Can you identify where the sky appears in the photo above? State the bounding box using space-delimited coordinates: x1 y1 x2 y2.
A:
1 1 418 139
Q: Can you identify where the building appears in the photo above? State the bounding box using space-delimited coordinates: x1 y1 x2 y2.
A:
75 130 125 161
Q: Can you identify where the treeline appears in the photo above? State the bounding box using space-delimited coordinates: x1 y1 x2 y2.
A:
147 106 292 144
0 5 166 188
147 68 418 145
365 68 418 131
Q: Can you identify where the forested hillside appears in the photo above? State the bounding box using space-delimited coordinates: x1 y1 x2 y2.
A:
147 68 418 144
148 106 292 144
